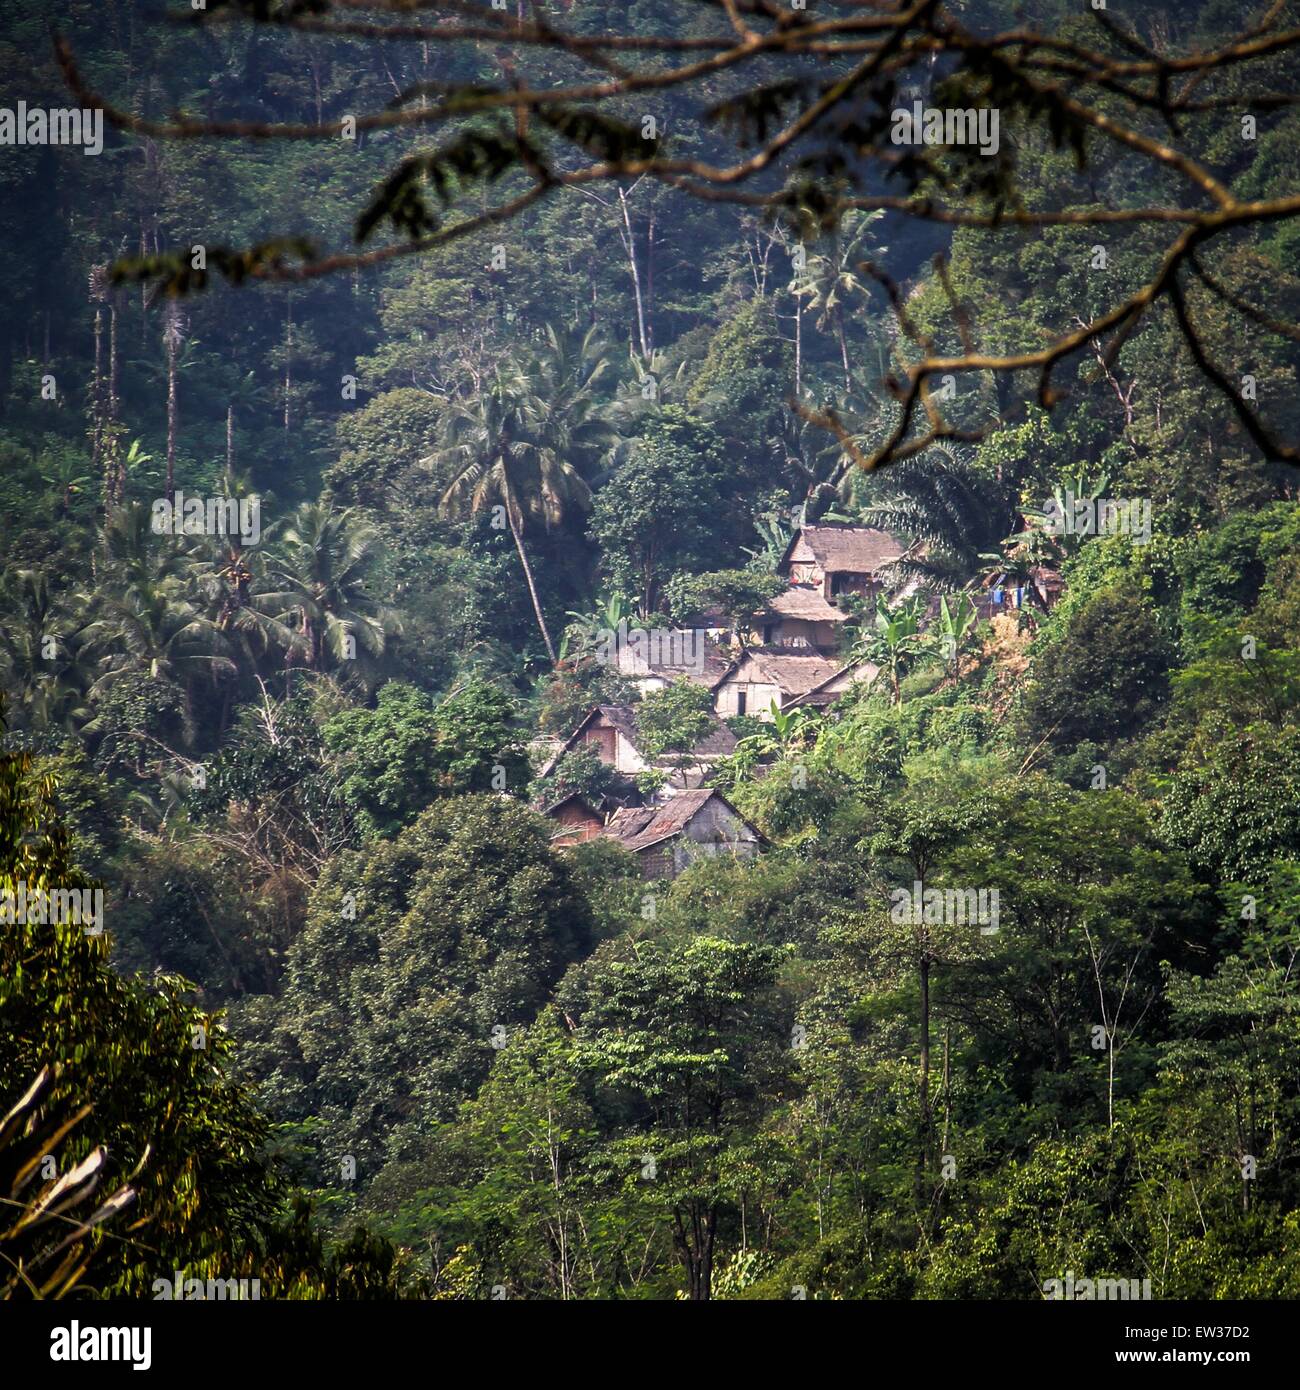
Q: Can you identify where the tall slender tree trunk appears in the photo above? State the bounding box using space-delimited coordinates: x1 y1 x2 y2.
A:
108 303 121 504
794 297 803 398
1107 1034 1116 1132
506 504 557 665
166 328 178 502
645 208 656 356
940 1023 952 1156
918 947 931 1183
226 404 234 480
284 300 293 434
618 184 651 361
835 306 852 398
91 306 104 481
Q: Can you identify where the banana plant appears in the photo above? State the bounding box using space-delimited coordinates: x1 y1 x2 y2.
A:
560 591 630 662
742 511 795 572
1015 469 1112 559
933 593 977 676
855 593 930 704
768 699 820 750
720 700 821 787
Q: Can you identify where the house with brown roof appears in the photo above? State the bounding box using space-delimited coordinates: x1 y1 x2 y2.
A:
599 621 733 696
712 648 844 719
545 792 606 847
788 659 881 710
778 524 904 603
539 704 737 793
600 788 765 879
751 585 849 652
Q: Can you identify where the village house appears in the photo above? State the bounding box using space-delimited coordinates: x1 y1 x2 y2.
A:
751 585 848 652
599 788 766 879
545 792 607 848
711 648 877 719
787 658 881 710
544 787 766 877
605 624 733 696
778 523 904 603
539 703 737 793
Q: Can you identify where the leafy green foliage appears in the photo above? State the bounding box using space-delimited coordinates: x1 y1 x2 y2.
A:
237 794 595 1174
323 679 528 837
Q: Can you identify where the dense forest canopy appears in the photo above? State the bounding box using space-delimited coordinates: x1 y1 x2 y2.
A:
2 0 1300 1305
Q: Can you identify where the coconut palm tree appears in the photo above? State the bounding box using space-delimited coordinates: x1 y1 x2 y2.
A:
795 210 886 398
0 570 90 734
99 499 195 595
188 483 297 688
258 499 397 673
429 326 615 666
81 575 236 744
84 580 234 693
224 369 266 480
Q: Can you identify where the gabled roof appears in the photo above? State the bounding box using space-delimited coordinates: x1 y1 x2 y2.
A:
787 660 880 708
603 787 763 854
712 648 843 697
540 703 737 777
779 524 904 576
543 791 603 819
760 586 849 624
611 629 733 685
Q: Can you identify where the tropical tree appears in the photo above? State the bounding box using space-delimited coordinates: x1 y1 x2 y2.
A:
99 499 194 594
574 937 790 1301
432 327 615 664
664 569 783 646
856 594 932 704
590 410 734 619
635 678 717 768
794 210 886 397
0 704 281 1293
322 678 529 836
0 570 90 735
82 578 236 737
258 498 397 675
862 444 1019 591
